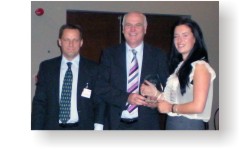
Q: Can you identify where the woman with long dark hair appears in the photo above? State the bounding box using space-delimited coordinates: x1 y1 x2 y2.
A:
141 18 216 130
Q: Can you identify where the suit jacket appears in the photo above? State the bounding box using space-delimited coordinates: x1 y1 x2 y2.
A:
31 55 103 130
96 43 169 130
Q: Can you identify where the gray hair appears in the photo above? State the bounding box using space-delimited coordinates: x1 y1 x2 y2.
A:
122 11 148 27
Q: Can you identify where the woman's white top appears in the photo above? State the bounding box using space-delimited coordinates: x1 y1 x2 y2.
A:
163 60 216 122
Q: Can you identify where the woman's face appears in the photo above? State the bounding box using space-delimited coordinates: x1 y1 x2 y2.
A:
174 24 196 60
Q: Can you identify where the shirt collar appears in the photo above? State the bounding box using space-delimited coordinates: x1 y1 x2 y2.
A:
62 55 80 67
126 42 144 53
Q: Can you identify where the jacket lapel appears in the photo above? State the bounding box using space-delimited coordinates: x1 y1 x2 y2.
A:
51 57 62 119
77 56 87 100
115 44 127 91
141 44 155 84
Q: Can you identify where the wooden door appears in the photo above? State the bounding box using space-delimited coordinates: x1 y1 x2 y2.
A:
67 11 123 62
67 11 188 63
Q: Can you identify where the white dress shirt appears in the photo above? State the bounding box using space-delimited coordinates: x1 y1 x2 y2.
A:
121 42 144 119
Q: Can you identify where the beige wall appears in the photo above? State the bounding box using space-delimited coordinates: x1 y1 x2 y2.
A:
31 1 219 130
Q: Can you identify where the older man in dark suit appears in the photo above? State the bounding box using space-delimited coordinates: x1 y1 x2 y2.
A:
31 24 104 130
95 11 169 130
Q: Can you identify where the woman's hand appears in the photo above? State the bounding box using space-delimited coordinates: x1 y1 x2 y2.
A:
158 100 172 113
140 80 158 97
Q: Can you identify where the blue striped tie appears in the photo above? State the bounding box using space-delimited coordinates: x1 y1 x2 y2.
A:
127 49 139 113
59 62 72 123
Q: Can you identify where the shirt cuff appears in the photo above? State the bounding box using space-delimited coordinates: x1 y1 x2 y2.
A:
94 123 104 130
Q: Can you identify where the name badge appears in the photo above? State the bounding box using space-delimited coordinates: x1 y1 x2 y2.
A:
81 88 92 98
81 83 91 98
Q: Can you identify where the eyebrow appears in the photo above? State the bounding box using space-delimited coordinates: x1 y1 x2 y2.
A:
174 31 192 35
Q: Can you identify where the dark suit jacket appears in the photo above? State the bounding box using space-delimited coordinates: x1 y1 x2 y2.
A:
95 43 169 130
31 55 103 130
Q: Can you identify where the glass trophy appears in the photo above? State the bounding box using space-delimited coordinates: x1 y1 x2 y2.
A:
142 74 162 103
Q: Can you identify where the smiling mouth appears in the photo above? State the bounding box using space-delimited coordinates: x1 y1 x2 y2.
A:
177 45 186 49
129 33 137 36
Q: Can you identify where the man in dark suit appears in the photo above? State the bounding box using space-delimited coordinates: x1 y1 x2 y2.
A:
31 24 104 130
95 11 169 130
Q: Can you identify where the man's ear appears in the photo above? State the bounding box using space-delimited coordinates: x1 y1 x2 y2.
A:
80 39 83 47
58 39 62 47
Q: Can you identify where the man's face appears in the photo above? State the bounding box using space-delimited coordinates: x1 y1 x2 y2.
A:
122 12 147 48
58 29 83 60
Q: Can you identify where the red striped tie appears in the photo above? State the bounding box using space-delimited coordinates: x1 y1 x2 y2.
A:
127 49 139 113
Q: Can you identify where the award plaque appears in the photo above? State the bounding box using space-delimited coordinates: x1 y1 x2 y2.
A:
144 74 160 88
142 74 162 103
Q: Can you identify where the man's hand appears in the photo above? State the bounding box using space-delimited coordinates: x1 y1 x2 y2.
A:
128 93 148 106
